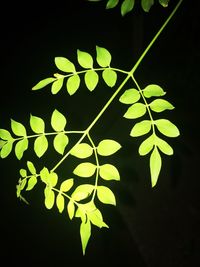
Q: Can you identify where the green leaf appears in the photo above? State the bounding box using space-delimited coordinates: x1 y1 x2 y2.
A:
72 184 94 201
15 138 28 160
97 186 116 205
70 143 93 159
96 46 111 67
32 77 56 90
124 103 146 119
0 140 6 149
60 178 74 192
55 57 76 73
51 109 67 132
26 175 37 191
155 119 180 137
20 169 27 177
159 0 169 7
150 146 162 187
0 141 13 158
56 193 65 213
139 134 155 156
80 219 91 255
149 99 174 112
30 115 45 134
67 200 75 220
0 129 12 140
121 0 135 16
97 139 121 156
49 172 58 187
119 88 140 104
155 136 173 155
66 74 80 95
77 50 93 69
34 135 48 157
53 133 69 155
130 120 152 137
40 167 49 184
88 208 108 228
102 69 117 87
143 84 166 98
11 119 26 136
84 70 99 91
99 164 120 181
73 162 96 177
141 0 154 12
106 0 119 9
44 186 55 209
51 78 64 94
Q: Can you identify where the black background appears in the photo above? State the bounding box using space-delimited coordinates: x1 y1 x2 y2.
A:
1 0 200 266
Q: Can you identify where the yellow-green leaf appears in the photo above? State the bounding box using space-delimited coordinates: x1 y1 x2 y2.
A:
34 135 48 157
124 103 146 119
53 133 69 154
102 69 117 87
80 219 91 255
15 138 28 160
97 186 116 205
70 143 93 159
60 179 74 192
97 139 121 156
30 115 45 134
73 162 96 177
130 120 152 137
155 119 180 137
150 147 162 187
67 200 75 220
32 77 56 90
66 74 80 95
26 175 37 191
96 46 111 67
77 50 93 69
51 78 64 94
84 70 99 91
11 119 26 136
44 186 55 209
51 109 67 132
0 141 13 158
55 57 76 73
56 193 65 213
119 88 140 104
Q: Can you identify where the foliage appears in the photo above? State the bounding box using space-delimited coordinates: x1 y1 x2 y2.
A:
0 0 183 255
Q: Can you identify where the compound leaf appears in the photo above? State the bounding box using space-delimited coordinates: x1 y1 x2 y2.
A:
99 164 120 181
53 133 69 155
0 141 13 158
155 119 180 137
60 179 74 192
73 162 96 178
80 219 91 255
32 77 56 90
55 57 76 73
143 84 166 98
66 74 80 95
67 200 75 220
51 109 67 132
11 119 26 137
124 103 146 119
139 134 155 156
96 46 111 67
149 99 174 112
30 115 45 134
141 0 154 12
85 70 99 91
97 186 116 205
106 0 119 9
77 50 93 69
44 186 55 209
56 193 65 213
15 138 28 160
71 143 93 159
130 120 152 137
102 69 117 87
26 175 37 191
0 129 12 140
119 88 140 104
51 78 64 94
121 0 135 16
34 135 48 157
97 139 121 156
150 146 162 187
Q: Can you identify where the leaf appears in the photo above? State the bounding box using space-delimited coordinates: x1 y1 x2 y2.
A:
51 78 64 94
0 140 6 149
20 169 27 177
84 70 99 91
121 0 135 16
30 115 45 134
72 184 94 201
67 200 75 220
26 175 37 191
143 84 166 98
77 50 93 69
141 0 154 12
56 193 65 213
11 119 26 136
0 141 13 158
66 74 80 95
70 143 93 159
53 133 69 155
49 172 58 187
88 208 108 228
34 135 48 157
73 162 96 178
99 164 120 181
40 167 49 184
159 0 169 7
97 139 121 156
32 77 56 90
149 99 174 112
155 136 173 155
55 57 76 73
60 178 74 192
102 69 117 87
106 0 119 9
0 129 12 140
44 186 55 209
155 119 180 137
51 109 67 132
119 88 140 104
124 103 146 119
15 138 28 160
80 219 91 255
96 46 111 67
97 186 116 205
130 120 152 137
139 134 155 156
150 146 162 187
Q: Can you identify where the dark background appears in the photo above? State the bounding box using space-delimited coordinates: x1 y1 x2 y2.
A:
1 0 200 266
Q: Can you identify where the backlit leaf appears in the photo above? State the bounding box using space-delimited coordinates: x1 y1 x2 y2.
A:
155 136 173 155
150 146 162 187
141 0 154 12
155 119 180 137
70 143 93 159
11 119 26 136
77 50 93 69
49 172 58 187
159 0 169 7
51 109 67 132
99 164 120 181
53 133 69 155
130 120 152 137
26 175 37 191
44 186 55 209
55 57 76 73
88 208 108 228
119 88 140 104
149 99 174 112
15 138 28 160
67 200 75 220
34 135 48 157
72 184 94 201
0 141 13 158
80 219 91 255
51 78 64 94
60 179 74 192
143 84 166 98
56 193 65 213
121 0 135 16
84 70 99 91
73 162 96 177
32 77 56 90
20 169 27 177
97 139 121 156
97 186 116 205
96 46 111 67
0 140 6 149
106 0 119 9
139 134 155 156
124 103 146 119
40 167 49 184
30 115 45 134
66 74 80 95
0 129 12 140
102 68 117 87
